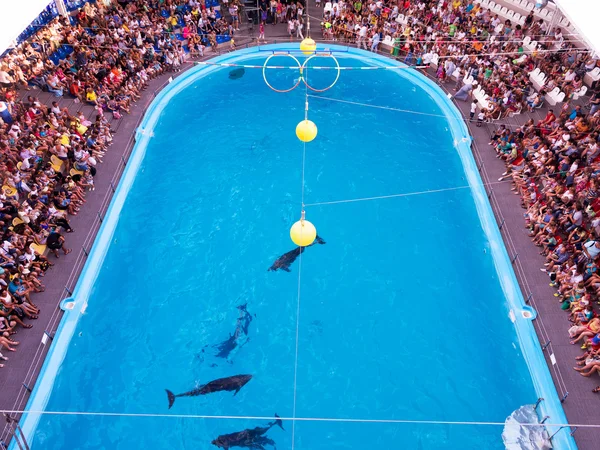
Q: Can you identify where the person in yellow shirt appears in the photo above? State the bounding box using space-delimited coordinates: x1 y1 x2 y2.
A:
85 88 98 105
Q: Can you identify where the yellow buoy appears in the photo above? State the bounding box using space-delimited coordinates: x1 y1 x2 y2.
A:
296 119 318 143
290 216 317 247
299 38 316 55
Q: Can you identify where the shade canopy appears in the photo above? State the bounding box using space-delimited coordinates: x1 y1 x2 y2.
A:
0 0 54 55
553 0 600 56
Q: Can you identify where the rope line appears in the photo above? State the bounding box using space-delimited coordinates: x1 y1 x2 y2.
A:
307 94 569 132
2 409 600 428
303 173 548 207
304 185 472 207
197 60 427 70
290 50 310 450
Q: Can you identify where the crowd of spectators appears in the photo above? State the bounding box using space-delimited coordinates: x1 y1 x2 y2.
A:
491 102 600 385
317 0 592 121
0 0 238 367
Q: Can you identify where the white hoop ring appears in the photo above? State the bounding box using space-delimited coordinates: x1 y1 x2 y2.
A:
262 53 302 93
301 53 341 93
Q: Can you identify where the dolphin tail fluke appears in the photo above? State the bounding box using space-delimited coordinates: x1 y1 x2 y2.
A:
274 413 284 431
166 389 176 409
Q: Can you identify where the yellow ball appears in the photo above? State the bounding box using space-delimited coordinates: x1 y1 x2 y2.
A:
290 219 317 247
296 119 318 143
300 38 316 55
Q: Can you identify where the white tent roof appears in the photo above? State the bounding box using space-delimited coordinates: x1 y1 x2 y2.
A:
553 0 600 56
0 0 53 55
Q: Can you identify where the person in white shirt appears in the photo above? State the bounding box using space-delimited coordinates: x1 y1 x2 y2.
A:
470 100 478 121
358 25 368 49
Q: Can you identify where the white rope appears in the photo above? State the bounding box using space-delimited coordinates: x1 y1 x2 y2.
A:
302 172 553 207
290 57 310 450
197 60 427 70
308 93 449 118
304 185 472 207
2 409 600 428
307 94 562 132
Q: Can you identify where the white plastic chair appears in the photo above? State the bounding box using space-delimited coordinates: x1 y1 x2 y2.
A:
584 67 600 86
545 88 561 105
523 35 531 46
572 85 588 100
489 1 496 9
507 10 515 20
529 67 540 80
500 6 508 16
482 0 490 6
431 53 440 67
494 4 502 13
529 40 538 52
324 2 332 13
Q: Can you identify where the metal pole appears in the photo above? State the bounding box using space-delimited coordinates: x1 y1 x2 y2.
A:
12 421 30 450
534 397 544 410
542 340 551 350
511 252 519 264
4 415 24 450
549 426 565 440
560 391 569 403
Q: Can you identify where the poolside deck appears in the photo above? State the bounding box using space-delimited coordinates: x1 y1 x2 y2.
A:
0 14 598 448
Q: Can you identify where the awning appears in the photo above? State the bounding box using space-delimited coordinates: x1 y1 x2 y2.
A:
553 0 600 56
0 0 54 55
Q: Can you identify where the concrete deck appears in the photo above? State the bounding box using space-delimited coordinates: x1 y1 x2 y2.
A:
0 8 598 448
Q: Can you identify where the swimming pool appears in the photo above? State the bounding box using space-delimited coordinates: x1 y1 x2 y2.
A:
16 45 576 450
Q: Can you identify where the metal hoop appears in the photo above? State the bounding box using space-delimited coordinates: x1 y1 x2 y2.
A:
301 53 341 93
262 53 302 93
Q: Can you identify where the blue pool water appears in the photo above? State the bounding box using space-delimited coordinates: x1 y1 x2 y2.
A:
19 46 574 450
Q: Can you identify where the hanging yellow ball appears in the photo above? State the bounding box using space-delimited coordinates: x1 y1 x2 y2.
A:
296 120 318 143
290 219 317 247
299 38 316 55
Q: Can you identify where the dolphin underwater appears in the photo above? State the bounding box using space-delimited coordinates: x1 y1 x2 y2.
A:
211 415 284 450
165 374 252 408
268 235 326 272
214 303 253 359
229 68 245 79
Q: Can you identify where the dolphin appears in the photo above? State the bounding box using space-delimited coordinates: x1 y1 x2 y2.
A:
229 68 245 79
214 304 253 359
268 235 326 272
165 374 252 409
211 415 284 450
